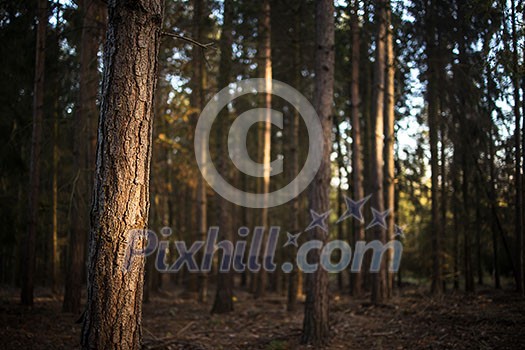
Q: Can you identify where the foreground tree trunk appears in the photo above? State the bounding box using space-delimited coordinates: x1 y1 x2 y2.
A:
80 1 163 349
21 0 47 306
63 0 105 314
301 0 334 345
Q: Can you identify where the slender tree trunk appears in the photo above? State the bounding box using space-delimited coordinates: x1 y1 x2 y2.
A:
425 1 443 294
452 152 460 290
462 153 474 293
439 78 447 291
255 0 272 299
476 186 483 285
335 122 345 292
211 0 234 314
80 1 163 349
350 0 364 297
191 0 209 304
370 0 388 305
51 11 60 293
384 0 395 298
457 1 474 294
52 111 59 293
21 0 47 306
511 0 523 295
488 124 500 288
287 3 302 311
361 2 373 292
301 0 334 345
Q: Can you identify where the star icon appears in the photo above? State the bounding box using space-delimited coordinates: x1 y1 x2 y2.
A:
366 208 391 230
336 194 372 224
305 209 331 233
394 225 406 238
284 231 302 247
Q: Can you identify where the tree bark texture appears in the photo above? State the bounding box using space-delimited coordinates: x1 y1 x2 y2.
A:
81 1 163 349
301 0 334 345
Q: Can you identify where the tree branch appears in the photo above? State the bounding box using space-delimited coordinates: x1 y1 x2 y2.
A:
162 32 216 50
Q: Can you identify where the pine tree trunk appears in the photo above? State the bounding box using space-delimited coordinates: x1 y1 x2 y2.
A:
452 152 460 290
425 1 443 294
80 1 163 348
457 1 474 294
287 2 303 311
335 121 345 291
191 0 209 304
211 0 234 314
349 0 364 297
511 0 523 295
21 0 47 306
255 0 272 299
51 29 60 293
488 125 500 288
370 0 388 305
301 0 334 345
384 0 395 298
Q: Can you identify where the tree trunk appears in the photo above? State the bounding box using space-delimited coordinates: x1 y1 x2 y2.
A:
255 0 272 299
489 124 500 288
52 108 59 293
456 1 474 294
349 0 364 297
211 0 234 314
335 121 345 292
452 152 460 290
425 0 443 294
21 0 47 306
439 72 447 291
511 0 523 295
287 3 303 311
384 0 395 298
51 13 61 293
370 0 388 305
80 1 163 348
191 0 209 304
301 0 334 345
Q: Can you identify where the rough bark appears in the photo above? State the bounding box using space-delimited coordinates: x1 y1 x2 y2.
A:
80 1 163 349
301 0 334 345
21 0 47 306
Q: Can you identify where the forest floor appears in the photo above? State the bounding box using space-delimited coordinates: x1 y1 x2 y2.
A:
1 283 524 349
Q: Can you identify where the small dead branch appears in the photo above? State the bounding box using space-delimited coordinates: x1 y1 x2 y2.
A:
162 32 216 50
